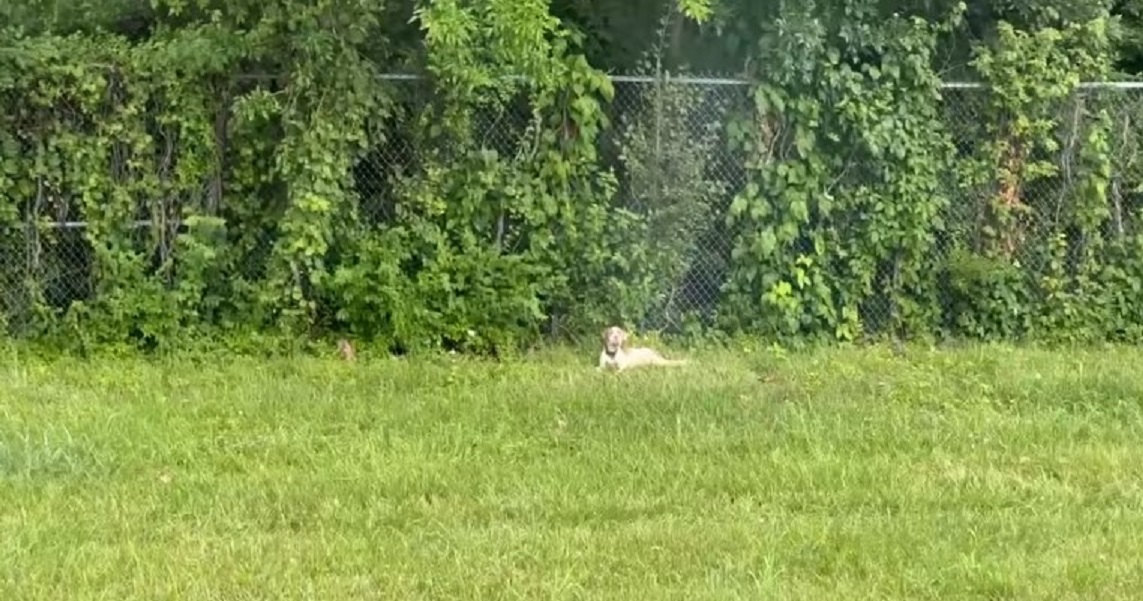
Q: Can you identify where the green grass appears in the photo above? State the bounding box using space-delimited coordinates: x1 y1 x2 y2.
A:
3 343 1143 600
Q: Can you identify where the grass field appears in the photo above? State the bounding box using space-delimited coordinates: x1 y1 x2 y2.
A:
2 343 1143 600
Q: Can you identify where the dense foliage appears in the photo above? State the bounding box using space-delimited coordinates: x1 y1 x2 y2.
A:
0 0 1140 354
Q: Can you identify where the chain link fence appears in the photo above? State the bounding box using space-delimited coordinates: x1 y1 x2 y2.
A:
3 75 1143 336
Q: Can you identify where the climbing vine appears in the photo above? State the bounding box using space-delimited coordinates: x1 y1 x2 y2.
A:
0 0 1141 355
722 3 965 343
0 30 228 351
944 16 1137 342
327 1 671 354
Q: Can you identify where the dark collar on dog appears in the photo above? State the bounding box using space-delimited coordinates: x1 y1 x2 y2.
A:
604 348 617 358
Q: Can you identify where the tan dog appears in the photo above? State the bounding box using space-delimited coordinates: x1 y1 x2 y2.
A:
337 338 357 362
598 326 686 372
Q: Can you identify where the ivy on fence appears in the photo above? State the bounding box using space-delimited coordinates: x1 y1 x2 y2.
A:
1 0 1142 355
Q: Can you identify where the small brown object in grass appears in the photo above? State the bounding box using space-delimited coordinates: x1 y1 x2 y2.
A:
337 338 357 362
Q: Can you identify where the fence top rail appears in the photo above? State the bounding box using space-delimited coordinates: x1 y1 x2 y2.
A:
376 72 1143 89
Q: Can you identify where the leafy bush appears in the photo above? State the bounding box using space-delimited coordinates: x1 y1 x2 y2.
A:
1 0 1142 355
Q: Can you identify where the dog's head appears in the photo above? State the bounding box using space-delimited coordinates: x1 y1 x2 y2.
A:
601 326 628 356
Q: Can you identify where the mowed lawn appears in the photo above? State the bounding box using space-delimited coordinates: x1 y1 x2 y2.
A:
2 343 1143 600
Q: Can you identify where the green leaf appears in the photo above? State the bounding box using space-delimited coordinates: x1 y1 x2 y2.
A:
729 195 748 217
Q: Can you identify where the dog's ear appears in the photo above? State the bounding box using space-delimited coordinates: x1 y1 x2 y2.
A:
618 328 629 347
601 327 611 345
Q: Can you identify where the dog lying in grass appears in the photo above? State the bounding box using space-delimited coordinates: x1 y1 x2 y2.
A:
598 326 686 372
337 339 357 362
